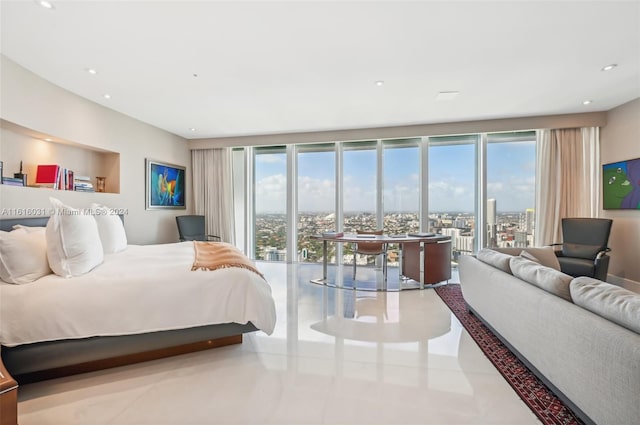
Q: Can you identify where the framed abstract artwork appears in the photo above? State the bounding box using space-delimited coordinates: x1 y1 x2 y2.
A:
146 159 186 209
602 157 640 210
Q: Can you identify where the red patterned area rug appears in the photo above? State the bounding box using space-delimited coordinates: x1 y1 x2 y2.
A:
434 284 583 425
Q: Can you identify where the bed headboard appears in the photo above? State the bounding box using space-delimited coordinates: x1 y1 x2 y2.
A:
0 216 50 231
0 215 124 232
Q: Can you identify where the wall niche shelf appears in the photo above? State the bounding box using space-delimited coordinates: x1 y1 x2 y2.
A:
0 119 120 194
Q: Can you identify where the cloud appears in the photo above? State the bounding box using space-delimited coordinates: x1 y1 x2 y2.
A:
255 174 286 213
298 176 335 211
256 154 286 164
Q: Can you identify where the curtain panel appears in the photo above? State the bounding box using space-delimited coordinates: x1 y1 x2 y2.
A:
191 148 235 244
535 127 600 245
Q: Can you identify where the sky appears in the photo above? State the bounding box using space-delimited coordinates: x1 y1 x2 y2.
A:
254 141 535 214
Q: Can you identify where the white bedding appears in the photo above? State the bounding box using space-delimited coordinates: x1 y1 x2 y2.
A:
0 242 276 347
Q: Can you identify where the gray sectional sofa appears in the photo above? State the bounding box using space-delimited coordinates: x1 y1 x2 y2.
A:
458 247 640 425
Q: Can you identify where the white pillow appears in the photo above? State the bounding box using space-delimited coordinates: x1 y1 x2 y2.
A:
90 203 127 253
12 225 46 233
0 227 52 284
46 197 104 278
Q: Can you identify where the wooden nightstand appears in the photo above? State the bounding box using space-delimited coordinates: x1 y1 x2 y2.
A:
0 349 18 425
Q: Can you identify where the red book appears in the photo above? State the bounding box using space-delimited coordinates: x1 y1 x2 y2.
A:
35 164 60 186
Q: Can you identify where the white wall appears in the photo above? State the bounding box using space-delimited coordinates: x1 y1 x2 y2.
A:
600 97 640 289
0 56 191 244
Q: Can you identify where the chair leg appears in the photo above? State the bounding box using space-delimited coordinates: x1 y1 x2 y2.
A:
353 252 357 280
382 252 388 282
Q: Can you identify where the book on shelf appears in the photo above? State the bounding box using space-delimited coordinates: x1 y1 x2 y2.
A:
35 164 59 188
408 232 436 237
35 164 77 190
321 231 344 238
1 177 25 186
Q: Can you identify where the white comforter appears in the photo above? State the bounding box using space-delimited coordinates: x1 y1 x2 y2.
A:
0 242 276 347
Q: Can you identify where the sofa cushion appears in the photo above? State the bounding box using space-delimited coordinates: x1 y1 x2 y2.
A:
476 248 512 274
520 247 561 271
509 255 573 301
493 246 561 271
570 277 640 334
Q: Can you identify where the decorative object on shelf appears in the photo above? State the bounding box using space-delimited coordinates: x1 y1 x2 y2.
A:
96 177 106 193
603 157 640 210
145 159 186 210
13 160 26 186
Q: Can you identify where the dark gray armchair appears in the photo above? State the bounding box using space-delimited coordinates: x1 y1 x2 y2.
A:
176 215 221 242
552 218 612 281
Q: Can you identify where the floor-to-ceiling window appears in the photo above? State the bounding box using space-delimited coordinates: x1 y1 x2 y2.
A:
428 135 478 261
383 138 421 267
254 146 287 261
296 144 336 263
237 130 536 265
342 141 378 266
486 132 536 248
342 141 378 233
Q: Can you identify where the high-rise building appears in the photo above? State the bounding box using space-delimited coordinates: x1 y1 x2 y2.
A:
487 198 497 247
525 208 535 235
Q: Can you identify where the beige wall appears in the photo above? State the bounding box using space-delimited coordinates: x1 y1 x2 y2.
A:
600 97 640 289
0 56 192 244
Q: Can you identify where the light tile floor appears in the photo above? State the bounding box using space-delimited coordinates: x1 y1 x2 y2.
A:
17 263 541 425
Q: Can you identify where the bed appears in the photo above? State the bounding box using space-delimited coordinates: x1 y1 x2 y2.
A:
0 216 276 384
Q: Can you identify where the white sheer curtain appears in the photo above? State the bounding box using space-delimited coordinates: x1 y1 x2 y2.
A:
535 127 600 245
191 148 235 244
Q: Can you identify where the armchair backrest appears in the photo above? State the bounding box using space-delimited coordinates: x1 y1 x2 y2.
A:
176 215 206 241
561 218 612 260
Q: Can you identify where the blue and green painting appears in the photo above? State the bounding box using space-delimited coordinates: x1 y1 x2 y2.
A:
603 158 640 209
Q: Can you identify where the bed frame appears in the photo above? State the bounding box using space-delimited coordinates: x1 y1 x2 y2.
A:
0 216 258 384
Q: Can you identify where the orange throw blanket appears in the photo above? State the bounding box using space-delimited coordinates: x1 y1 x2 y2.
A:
191 241 265 280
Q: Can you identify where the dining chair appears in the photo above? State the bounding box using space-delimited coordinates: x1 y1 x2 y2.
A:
353 229 387 280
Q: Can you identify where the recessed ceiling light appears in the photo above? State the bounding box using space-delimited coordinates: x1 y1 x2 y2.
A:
44 138 53 142
583 100 593 105
37 1 55 10
86 68 97 75
436 91 460 101
189 128 197 132
103 94 111 99
601 64 617 71
375 80 384 86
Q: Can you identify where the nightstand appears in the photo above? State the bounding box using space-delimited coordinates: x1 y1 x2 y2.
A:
0 349 18 425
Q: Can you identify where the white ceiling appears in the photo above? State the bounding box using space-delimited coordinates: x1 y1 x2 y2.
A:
1 1 639 140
